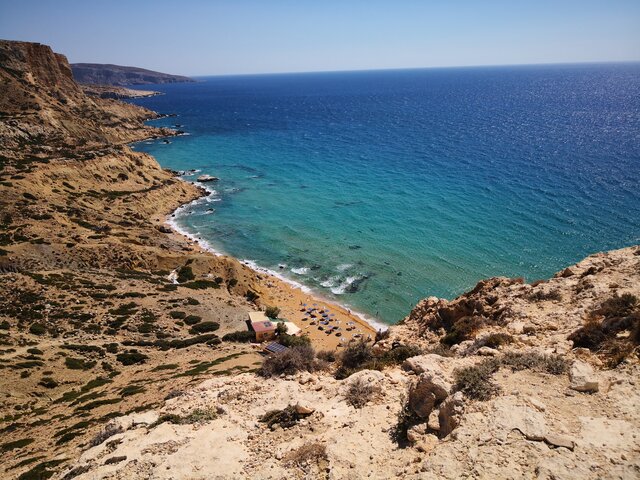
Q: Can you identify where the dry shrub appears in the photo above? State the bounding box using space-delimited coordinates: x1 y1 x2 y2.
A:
283 442 328 472
568 318 607 350
344 376 379 408
316 349 337 363
501 351 568 375
453 359 501 401
259 344 316 377
391 393 423 446
568 293 639 367
440 315 484 346
526 288 562 302
476 332 513 349
89 423 123 447
260 406 308 429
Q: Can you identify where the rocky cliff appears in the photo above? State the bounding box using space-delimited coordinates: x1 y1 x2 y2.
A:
71 63 193 86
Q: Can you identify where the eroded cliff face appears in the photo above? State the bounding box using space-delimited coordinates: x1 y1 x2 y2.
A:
0 40 171 159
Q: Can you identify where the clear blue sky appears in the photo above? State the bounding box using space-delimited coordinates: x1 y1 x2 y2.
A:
1 0 639 76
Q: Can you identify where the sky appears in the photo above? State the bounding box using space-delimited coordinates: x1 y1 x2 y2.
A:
1 0 639 76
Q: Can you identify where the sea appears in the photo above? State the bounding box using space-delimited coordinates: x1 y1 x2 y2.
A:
129 63 640 325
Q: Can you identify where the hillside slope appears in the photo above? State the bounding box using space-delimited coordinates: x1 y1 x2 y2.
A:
71 63 193 86
61 246 640 480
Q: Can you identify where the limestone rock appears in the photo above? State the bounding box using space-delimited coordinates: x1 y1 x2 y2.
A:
544 433 575 451
438 392 464 437
569 360 599 393
294 403 315 415
409 369 452 419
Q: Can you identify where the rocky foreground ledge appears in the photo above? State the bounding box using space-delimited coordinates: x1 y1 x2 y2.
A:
54 246 640 480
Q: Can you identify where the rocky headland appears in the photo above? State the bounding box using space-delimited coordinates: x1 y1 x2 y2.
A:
70 63 194 86
0 40 638 480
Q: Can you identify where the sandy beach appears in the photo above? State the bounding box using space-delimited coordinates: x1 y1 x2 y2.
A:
164 214 379 351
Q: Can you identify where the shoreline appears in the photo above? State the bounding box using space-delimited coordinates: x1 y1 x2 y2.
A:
163 185 385 349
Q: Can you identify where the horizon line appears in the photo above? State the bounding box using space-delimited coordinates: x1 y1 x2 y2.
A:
184 59 640 79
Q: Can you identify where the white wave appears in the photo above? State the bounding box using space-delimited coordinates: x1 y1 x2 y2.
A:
330 276 359 295
240 259 312 294
336 263 353 272
320 276 338 288
291 267 310 275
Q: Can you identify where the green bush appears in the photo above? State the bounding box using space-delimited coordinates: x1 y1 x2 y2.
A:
116 351 148 366
39 377 58 389
278 333 311 348
169 311 186 319
182 280 220 290
29 323 46 336
265 306 280 319
65 357 96 370
189 321 219 334
184 315 202 326
176 265 195 283
222 330 255 343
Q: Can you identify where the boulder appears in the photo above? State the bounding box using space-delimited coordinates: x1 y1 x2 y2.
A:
491 396 547 442
403 354 452 377
294 403 315 415
438 392 464 437
340 369 385 395
406 423 427 444
569 360 599 393
408 370 451 419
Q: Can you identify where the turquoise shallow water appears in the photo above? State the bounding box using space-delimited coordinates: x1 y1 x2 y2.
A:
130 64 640 324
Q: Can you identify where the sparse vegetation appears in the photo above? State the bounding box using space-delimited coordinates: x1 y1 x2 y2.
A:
89 423 123 447
182 280 220 290
526 288 562 302
222 330 255 343
176 265 195 283
282 442 328 471
189 321 219 334
260 405 310 429
265 306 280 318
259 344 317 377
334 340 420 379
115 351 148 365
440 315 484 346
153 406 221 426
65 357 96 370
453 360 501 400
391 394 422 446
1 437 34 452
344 376 379 408
568 293 639 367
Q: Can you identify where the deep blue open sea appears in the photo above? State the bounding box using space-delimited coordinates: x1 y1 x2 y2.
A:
130 64 640 324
